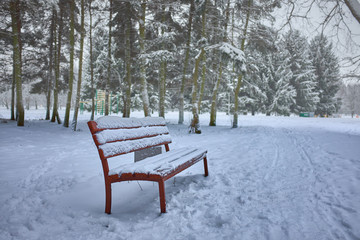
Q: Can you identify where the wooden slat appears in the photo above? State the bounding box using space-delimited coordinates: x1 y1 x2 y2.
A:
99 135 172 158
95 116 166 130
96 126 170 145
109 147 207 176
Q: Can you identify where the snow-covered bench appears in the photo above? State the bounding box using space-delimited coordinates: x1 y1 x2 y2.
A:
88 116 209 214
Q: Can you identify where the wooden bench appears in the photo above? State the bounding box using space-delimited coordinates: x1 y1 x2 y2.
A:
88 116 208 214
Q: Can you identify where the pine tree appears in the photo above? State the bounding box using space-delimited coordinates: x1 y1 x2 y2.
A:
262 53 295 116
283 30 319 114
310 34 341 116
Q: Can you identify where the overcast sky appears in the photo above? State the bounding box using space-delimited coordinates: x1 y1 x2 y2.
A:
273 1 360 79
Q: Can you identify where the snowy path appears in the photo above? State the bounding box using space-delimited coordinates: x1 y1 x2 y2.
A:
0 114 360 240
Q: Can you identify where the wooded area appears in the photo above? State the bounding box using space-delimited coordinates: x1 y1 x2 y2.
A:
1 0 359 129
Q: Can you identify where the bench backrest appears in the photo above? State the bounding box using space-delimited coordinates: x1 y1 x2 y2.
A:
88 116 171 162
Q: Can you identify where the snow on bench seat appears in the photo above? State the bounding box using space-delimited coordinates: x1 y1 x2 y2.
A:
110 147 207 177
96 126 170 144
96 116 166 129
99 134 172 157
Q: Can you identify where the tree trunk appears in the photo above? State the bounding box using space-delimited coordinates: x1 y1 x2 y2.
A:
190 0 207 132
190 50 205 133
233 75 242 127
159 6 166 118
209 62 222 126
72 0 85 131
89 0 95 121
232 0 251 128
46 8 56 120
105 0 113 116
10 0 24 126
139 0 150 116
197 0 208 115
63 0 75 127
11 47 15 120
124 2 132 118
159 59 166 118
179 0 194 124
197 53 206 114
51 6 62 124
209 0 231 126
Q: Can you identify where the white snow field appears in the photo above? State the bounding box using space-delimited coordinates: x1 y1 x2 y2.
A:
0 109 360 240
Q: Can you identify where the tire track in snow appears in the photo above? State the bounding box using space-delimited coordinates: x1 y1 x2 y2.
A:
174 125 359 239
263 127 280 181
283 128 337 236
283 128 315 172
283 128 358 240
241 126 341 239
310 147 360 240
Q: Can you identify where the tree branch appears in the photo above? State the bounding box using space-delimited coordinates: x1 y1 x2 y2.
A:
344 0 360 24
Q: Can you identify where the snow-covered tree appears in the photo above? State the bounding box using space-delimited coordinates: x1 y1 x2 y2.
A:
283 30 319 114
262 53 295 116
310 34 341 116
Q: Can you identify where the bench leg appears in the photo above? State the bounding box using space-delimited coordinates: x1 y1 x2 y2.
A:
203 157 209 177
158 180 166 213
105 182 112 214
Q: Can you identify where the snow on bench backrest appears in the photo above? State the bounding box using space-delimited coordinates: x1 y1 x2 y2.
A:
88 116 171 158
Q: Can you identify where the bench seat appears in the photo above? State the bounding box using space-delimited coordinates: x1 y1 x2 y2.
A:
110 147 207 178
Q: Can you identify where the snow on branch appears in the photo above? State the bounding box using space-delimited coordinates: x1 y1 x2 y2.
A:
140 50 174 65
206 42 246 73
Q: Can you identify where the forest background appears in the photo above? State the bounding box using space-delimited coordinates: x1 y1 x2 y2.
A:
1 0 360 129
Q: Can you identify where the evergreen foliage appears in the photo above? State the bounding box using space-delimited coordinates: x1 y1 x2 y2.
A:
283 30 319 114
309 35 341 116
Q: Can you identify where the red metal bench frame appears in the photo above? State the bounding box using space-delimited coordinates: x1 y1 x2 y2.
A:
88 118 208 214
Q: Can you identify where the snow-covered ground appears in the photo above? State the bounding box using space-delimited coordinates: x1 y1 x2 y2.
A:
0 108 360 240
